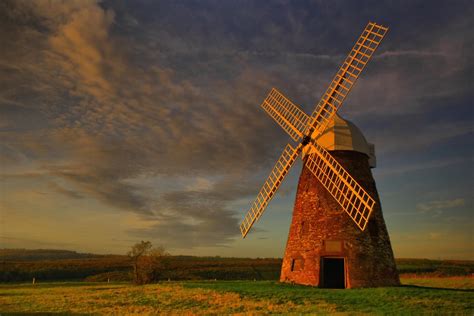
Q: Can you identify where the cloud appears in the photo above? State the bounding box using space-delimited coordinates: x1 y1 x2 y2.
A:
127 173 271 249
47 181 84 199
375 157 470 177
416 198 465 212
428 232 441 240
48 2 118 100
128 189 240 249
375 50 449 59
0 0 287 248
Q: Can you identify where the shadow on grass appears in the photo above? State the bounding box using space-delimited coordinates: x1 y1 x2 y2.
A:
400 284 474 293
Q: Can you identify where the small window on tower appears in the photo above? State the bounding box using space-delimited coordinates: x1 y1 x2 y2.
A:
291 258 304 272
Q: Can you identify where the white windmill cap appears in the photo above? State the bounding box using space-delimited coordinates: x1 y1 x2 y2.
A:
315 114 376 168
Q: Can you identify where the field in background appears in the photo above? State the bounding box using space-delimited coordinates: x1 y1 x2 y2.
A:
1 249 473 282
0 277 472 314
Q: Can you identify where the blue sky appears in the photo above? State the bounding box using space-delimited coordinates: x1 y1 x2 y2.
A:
0 0 472 259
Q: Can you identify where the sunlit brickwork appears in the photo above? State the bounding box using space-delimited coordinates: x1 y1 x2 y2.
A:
280 150 399 288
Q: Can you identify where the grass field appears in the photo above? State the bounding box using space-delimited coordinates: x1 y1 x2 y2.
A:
0 277 472 315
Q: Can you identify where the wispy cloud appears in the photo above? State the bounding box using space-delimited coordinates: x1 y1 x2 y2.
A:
375 157 470 177
416 198 465 212
375 50 449 59
47 181 84 200
128 188 240 249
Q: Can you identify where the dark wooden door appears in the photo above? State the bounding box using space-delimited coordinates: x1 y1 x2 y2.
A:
321 258 345 288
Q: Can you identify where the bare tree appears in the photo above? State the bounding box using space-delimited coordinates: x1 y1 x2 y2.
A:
128 241 168 284
128 241 152 284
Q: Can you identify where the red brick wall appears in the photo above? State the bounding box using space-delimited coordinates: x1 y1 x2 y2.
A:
280 150 400 288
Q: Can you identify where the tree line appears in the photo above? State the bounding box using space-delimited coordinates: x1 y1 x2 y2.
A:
0 241 282 283
1 243 472 283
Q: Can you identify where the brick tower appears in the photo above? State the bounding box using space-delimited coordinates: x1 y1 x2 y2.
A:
280 116 399 288
238 22 396 289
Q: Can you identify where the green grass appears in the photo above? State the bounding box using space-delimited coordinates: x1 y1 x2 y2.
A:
0 277 472 315
184 278 474 315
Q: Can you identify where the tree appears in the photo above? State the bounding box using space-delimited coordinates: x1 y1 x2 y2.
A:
141 246 168 283
127 241 168 284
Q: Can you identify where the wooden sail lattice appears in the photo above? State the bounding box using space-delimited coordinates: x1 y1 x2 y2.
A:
307 22 388 136
240 21 388 237
305 142 376 230
240 144 300 237
261 88 310 142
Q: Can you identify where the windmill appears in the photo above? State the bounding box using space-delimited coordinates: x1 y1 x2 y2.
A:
240 22 399 288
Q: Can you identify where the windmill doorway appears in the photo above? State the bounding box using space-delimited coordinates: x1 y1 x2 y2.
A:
320 258 346 289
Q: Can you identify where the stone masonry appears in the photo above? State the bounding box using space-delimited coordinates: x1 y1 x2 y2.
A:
280 150 400 288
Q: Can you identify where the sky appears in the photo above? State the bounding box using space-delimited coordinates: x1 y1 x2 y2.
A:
0 0 472 259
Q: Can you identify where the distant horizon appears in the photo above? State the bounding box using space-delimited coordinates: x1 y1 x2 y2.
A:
1 247 472 262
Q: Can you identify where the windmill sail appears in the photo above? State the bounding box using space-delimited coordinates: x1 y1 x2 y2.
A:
240 21 388 237
305 141 376 230
261 88 310 142
240 143 300 237
307 22 388 137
